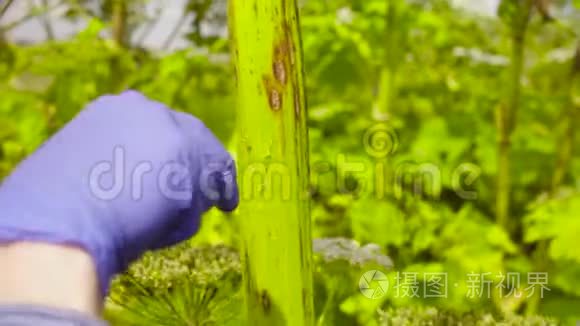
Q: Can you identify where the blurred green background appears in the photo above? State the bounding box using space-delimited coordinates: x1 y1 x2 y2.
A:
1 0 580 324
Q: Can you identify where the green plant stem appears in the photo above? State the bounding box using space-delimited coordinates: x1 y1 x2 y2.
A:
496 0 532 231
229 1 315 325
112 0 128 48
496 129 511 230
0 0 14 19
40 0 54 40
109 0 129 93
372 0 397 121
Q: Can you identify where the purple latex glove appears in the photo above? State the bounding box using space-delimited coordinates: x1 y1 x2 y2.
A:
0 90 238 296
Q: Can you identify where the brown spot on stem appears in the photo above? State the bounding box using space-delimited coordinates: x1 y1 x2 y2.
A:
263 75 283 111
260 290 272 314
273 61 286 85
294 91 300 117
274 40 289 58
262 23 299 113
269 89 282 111
281 22 296 66
243 251 252 296
272 38 290 88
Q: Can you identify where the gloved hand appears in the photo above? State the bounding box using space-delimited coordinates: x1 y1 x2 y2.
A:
0 90 238 296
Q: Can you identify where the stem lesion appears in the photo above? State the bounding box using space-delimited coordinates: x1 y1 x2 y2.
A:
230 2 315 325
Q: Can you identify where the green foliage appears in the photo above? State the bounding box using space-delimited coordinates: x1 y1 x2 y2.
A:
525 191 580 297
525 192 580 263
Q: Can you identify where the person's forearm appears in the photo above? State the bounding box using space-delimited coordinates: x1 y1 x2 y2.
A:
0 242 101 317
0 91 238 323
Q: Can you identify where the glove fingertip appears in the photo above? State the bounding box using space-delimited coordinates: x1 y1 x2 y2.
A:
215 166 239 212
218 190 239 212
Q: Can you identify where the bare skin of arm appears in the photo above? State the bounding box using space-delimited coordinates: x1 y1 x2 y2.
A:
0 242 101 317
